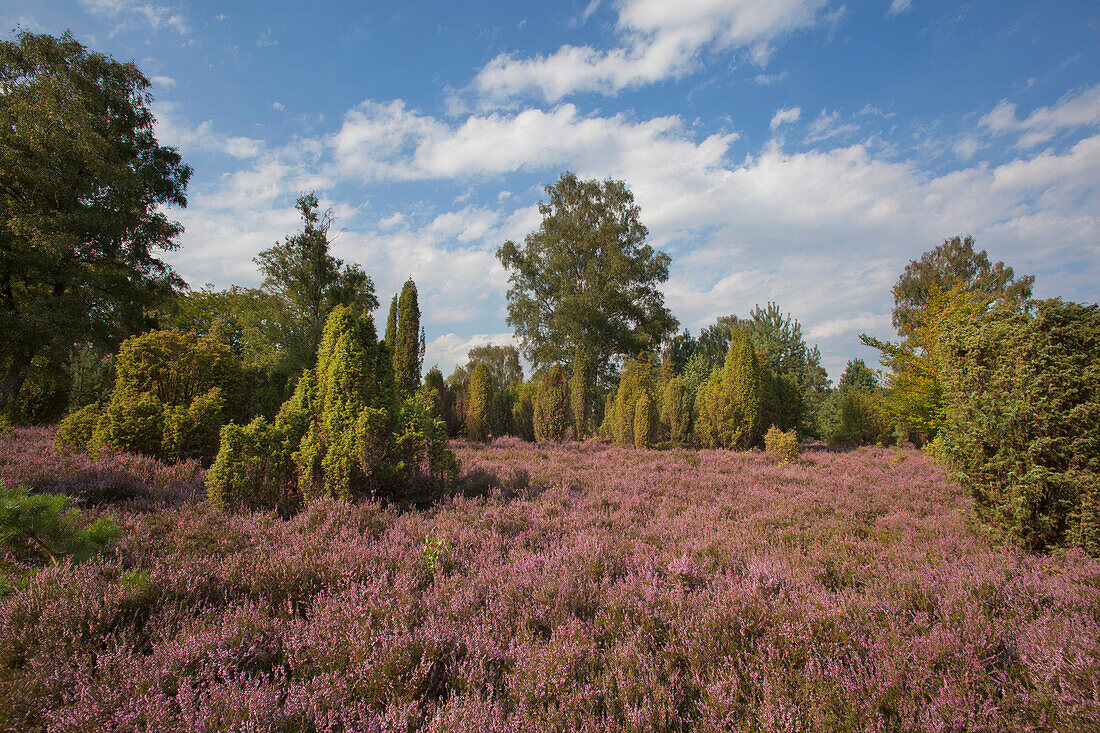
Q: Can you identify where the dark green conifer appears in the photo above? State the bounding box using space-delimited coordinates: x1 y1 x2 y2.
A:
385 295 398 349
394 279 423 396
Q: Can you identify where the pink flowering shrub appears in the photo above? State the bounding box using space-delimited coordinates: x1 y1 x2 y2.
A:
1 429 1098 731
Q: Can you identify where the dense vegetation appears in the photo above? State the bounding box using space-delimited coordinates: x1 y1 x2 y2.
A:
1 28 1099 732
2 429 1098 731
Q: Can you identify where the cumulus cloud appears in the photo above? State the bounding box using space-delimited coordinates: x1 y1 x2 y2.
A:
166 90 1100 379
79 0 189 35
471 0 834 104
153 102 266 160
980 83 1100 148
770 106 802 129
331 100 738 187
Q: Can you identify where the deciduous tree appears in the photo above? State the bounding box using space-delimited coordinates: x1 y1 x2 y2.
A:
0 31 192 414
497 172 677 415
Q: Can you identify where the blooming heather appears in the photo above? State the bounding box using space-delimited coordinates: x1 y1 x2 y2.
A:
1 428 1098 731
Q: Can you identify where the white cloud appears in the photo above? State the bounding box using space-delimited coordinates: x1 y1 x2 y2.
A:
888 0 913 16
257 28 277 47
471 0 834 104
770 106 801 129
809 312 892 339
153 101 265 159
165 91 1100 381
272 101 286 112
953 135 981 160
425 332 518 374
804 109 861 143
980 83 1100 148
331 100 738 186
79 0 189 35
150 75 176 89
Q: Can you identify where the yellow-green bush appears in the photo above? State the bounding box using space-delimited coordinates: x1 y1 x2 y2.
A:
764 426 800 461
207 306 455 511
693 332 766 450
205 418 296 512
633 392 652 448
55 329 245 463
659 377 691 446
54 403 103 453
605 354 662 447
833 391 894 446
163 387 225 463
465 362 492 442
92 390 166 457
533 364 569 442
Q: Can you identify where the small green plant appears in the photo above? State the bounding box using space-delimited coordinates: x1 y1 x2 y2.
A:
764 426 800 462
0 482 119 566
421 534 453 576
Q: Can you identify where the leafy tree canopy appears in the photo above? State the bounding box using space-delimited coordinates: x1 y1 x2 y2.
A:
466 344 523 390
0 30 192 413
254 193 377 376
497 173 677 384
892 235 1033 339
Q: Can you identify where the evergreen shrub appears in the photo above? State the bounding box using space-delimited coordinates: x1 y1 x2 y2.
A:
764 426 800 461
533 364 569 442
940 299 1100 555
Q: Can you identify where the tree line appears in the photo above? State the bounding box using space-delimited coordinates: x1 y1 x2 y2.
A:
3 30 1097 557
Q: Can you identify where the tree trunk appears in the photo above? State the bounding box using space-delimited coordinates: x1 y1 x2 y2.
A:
0 346 34 414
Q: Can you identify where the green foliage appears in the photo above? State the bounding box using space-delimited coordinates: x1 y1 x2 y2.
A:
384 295 398 352
57 329 243 463
113 328 246 419
679 352 712 399
511 378 538 442
764 426 800 462
162 387 226 463
570 346 594 439
466 362 493 442
497 172 677 386
892 235 1033 340
294 307 393 502
402 390 457 490
694 333 765 450
633 392 653 449
207 306 455 511
205 418 296 513
0 483 119 567
659 377 692 446
94 390 167 458
837 359 877 393
816 359 880 442
863 286 992 444
467 344 523 389
833 391 894 446
606 354 663 447
939 299 1100 556
254 193 377 382
421 534 453 576
0 31 191 415
168 285 285 417
5 353 70 424
54 403 103 453
533 364 569 442
394 279 424 397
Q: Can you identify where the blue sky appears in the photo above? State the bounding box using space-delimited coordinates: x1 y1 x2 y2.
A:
5 1 1099 379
